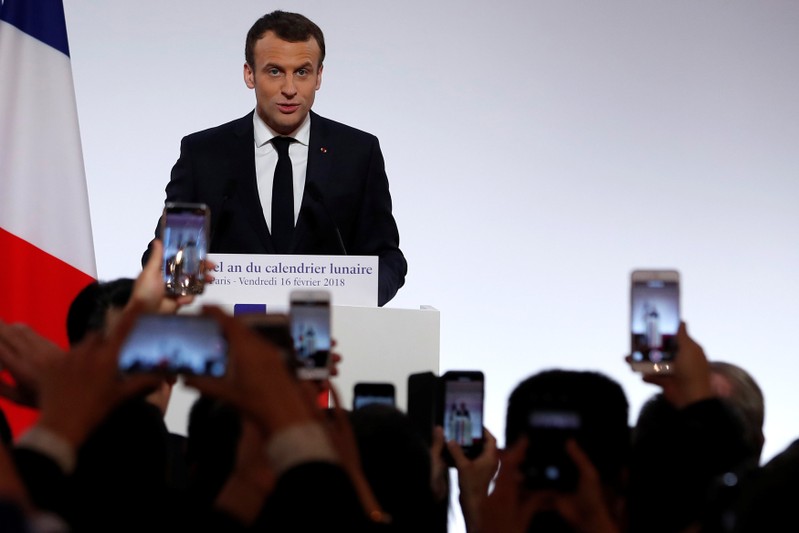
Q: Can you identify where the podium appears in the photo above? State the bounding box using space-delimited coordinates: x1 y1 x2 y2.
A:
163 254 440 436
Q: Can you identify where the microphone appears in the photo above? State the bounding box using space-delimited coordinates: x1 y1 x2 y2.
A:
209 178 238 248
306 181 347 255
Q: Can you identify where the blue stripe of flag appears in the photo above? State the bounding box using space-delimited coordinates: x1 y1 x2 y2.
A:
0 0 70 57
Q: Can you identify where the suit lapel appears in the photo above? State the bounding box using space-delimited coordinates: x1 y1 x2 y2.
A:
293 111 332 252
229 112 276 253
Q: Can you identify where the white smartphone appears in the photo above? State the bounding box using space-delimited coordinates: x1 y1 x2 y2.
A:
161 202 210 296
289 290 332 380
629 269 681 374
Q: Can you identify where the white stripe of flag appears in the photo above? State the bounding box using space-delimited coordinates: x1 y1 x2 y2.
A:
0 0 96 437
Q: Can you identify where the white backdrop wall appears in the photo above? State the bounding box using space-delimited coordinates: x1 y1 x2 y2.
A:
64 0 797 485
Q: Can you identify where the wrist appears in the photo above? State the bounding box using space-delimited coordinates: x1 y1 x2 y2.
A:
17 425 78 474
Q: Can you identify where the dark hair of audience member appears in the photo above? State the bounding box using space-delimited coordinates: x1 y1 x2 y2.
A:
186 395 242 507
348 403 442 532
66 278 134 347
709 360 765 465
66 398 171 531
505 369 631 492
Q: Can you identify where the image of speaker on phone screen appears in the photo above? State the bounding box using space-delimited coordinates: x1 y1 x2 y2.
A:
437 371 485 465
290 290 333 381
160 202 212 297
629 269 680 375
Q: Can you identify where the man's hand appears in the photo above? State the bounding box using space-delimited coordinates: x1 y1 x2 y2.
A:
0 321 66 407
637 321 713 409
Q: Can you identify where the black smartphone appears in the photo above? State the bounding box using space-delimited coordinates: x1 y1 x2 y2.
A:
407 371 438 447
161 202 210 296
118 313 227 377
438 370 485 463
522 409 581 491
289 290 331 380
353 382 396 410
629 269 681 374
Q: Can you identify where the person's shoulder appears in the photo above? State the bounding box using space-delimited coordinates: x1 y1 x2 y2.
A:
311 112 378 143
182 112 253 144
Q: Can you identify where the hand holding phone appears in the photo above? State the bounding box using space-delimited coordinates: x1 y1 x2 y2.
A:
629 269 680 374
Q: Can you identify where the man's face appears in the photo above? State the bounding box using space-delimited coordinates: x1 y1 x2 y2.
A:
244 31 323 135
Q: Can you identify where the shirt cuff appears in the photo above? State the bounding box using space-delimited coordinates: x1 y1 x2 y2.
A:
16 426 77 475
264 422 338 476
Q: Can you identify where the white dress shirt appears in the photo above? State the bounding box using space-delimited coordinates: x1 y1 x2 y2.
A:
253 111 311 231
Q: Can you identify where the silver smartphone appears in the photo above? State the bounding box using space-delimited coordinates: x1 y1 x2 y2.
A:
629 269 681 374
289 290 332 380
161 202 210 296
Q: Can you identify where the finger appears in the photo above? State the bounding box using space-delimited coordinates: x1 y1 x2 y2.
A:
184 374 229 402
431 425 446 456
118 374 164 402
564 439 595 479
0 323 30 358
483 427 498 451
447 439 471 469
326 384 353 428
501 435 528 468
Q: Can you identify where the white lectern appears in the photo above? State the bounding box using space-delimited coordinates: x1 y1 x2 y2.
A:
164 254 440 435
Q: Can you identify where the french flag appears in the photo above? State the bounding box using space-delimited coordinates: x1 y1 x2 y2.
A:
0 0 96 436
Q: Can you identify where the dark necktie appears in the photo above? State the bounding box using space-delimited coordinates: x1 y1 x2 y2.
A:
271 136 295 253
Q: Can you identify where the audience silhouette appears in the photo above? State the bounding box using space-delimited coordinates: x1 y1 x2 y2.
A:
0 247 785 532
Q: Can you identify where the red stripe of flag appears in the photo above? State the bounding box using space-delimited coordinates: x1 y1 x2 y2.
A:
1 227 95 435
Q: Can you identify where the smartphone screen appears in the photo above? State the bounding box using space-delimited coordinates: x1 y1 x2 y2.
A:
523 409 581 491
630 270 681 373
353 383 396 410
118 314 227 376
161 202 210 296
289 290 331 380
440 370 484 460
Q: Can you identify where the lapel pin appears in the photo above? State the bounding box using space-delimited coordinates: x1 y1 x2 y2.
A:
320 147 328 153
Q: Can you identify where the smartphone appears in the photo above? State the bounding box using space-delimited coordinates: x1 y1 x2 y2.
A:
118 313 227 376
407 371 438 447
289 290 331 380
161 202 210 296
438 370 485 463
629 269 681 374
522 409 581 491
353 382 396 410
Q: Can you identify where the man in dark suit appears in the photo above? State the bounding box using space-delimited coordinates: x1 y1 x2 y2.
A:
144 10 406 306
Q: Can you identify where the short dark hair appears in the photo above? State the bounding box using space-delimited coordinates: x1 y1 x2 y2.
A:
245 10 325 69
66 278 134 347
505 369 631 491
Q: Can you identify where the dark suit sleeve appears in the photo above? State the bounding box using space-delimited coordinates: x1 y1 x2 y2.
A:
142 135 197 267
353 137 407 306
11 447 69 516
